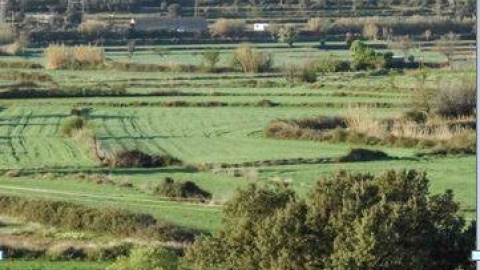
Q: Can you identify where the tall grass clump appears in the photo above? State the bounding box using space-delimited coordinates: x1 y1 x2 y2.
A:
78 20 108 37
73 45 105 63
45 45 72 69
285 62 317 84
45 45 105 69
0 26 15 45
267 107 475 153
60 116 86 137
306 18 332 36
210 18 246 38
434 79 476 118
343 106 383 135
232 44 273 73
412 77 476 118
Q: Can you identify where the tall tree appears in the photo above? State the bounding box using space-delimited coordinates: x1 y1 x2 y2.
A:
184 170 474 270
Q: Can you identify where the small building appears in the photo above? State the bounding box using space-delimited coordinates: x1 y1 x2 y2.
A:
24 13 57 24
134 17 207 33
253 23 269 32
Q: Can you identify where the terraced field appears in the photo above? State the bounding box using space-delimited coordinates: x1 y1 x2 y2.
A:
0 43 475 270
0 106 96 169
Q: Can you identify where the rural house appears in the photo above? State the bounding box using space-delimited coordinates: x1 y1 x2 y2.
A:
253 23 269 32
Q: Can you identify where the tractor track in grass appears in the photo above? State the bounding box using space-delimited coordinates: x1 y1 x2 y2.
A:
130 115 165 154
99 115 128 151
141 111 169 154
5 109 30 162
14 110 31 156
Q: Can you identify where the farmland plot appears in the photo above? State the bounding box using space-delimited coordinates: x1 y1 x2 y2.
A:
0 106 96 169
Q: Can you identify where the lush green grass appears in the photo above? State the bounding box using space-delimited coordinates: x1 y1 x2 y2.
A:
0 43 474 240
258 156 475 214
0 173 224 230
0 155 473 231
0 106 96 169
19 41 453 67
0 105 407 168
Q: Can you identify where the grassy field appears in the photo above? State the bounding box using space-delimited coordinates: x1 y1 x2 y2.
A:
0 42 475 268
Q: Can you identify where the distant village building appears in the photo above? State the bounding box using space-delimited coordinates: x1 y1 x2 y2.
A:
134 17 207 33
24 13 56 24
253 23 269 32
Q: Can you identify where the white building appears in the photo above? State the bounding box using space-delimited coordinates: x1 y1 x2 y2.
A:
253 23 269 32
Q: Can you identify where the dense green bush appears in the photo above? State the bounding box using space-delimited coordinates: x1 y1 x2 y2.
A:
104 150 182 168
277 25 298 48
184 170 474 270
152 177 212 202
107 247 179 270
350 40 393 70
201 49 221 72
60 116 86 137
337 148 391 162
402 109 428 123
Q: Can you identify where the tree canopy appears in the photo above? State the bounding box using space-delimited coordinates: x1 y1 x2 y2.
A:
183 170 474 270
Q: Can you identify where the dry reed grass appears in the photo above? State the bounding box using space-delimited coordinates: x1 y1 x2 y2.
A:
45 45 105 69
0 26 15 44
344 106 471 142
78 20 108 36
232 44 273 73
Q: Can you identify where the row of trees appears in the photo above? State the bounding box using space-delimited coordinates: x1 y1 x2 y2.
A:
183 170 474 270
2 0 475 15
106 170 475 270
209 17 472 41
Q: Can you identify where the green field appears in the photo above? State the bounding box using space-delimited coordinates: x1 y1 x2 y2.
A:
0 42 475 268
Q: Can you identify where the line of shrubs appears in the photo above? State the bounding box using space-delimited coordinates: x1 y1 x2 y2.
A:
108 61 241 74
0 238 133 261
98 149 182 168
0 71 53 83
0 60 43 69
0 86 401 100
196 148 395 171
265 115 476 154
67 100 403 109
0 195 198 242
109 61 203 73
101 79 286 89
0 87 127 99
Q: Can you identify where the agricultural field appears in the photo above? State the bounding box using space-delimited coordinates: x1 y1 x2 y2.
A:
0 38 475 269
